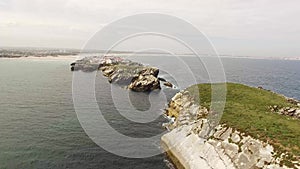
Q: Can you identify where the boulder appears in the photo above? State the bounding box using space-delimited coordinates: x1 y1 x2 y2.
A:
128 74 161 92
125 67 161 92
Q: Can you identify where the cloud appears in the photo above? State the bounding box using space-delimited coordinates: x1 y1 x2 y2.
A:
0 0 300 57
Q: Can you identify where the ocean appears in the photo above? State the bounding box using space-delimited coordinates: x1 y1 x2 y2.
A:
0 56 299 169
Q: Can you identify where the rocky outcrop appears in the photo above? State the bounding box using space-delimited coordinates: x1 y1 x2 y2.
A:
163 91 209 130
71 56 173 92
99 56 161 92
162 124 294 169
269 105 300 119
162 91 295 169
128 70 161 92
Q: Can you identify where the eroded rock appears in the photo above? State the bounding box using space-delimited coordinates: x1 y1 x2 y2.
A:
72 56 172 92
128 74 161 92
162 90 294 169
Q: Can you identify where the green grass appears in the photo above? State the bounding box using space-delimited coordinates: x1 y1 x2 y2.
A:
187 83 300 166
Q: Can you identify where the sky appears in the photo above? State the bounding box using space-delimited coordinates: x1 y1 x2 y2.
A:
0 0 300 57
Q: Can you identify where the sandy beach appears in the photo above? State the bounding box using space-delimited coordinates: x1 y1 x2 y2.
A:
0 55 78 61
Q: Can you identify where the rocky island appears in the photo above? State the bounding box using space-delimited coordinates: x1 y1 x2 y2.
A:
71 56 176 92
71 56 300 169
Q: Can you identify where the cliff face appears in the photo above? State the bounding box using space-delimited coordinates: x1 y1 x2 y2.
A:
162 124 289 169
161 88 298 169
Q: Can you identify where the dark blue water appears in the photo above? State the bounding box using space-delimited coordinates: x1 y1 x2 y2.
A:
0 59 169 169
222 58 300 100
0 57 299 169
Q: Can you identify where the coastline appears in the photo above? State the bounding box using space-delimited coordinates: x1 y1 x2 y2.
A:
3 55 299 168
161 83 300 169
69 56 299 168
0 55 78 61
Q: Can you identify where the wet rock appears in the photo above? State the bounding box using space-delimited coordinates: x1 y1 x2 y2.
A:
158 77 167 82
164 81 173 88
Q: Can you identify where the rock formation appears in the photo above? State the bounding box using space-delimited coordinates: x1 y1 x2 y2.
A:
70 56 102 72
71 56 173 92
162 90 296 169
269 105 300 119
128 72 161 92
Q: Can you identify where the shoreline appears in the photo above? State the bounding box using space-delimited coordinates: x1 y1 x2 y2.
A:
0 55 78 61
1 54 300 61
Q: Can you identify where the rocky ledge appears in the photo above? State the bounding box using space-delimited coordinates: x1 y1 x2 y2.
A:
71 56 174 92
162 89 299 169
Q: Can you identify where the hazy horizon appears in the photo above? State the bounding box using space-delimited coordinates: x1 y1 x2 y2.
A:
1 0 300 58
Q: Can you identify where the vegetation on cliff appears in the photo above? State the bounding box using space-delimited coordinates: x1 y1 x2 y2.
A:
187 83 300 167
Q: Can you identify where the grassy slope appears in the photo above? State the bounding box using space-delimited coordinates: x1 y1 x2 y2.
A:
187 83 300 166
